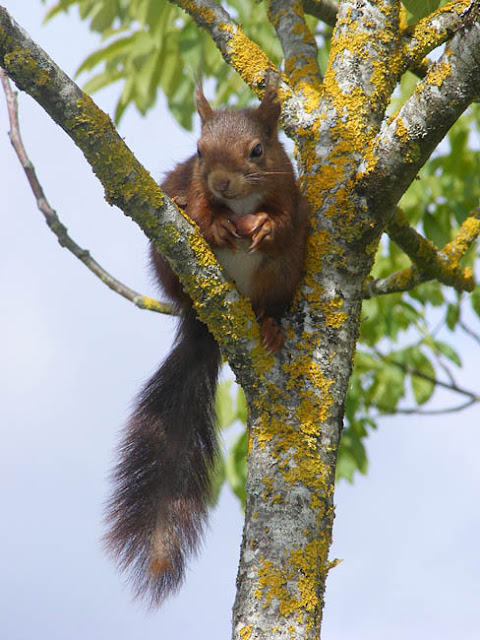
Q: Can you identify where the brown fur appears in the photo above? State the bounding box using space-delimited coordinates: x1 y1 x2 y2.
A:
105 85 309 607
152 82 309 348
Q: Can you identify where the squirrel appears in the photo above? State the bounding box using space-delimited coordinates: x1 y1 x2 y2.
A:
104 81 309 606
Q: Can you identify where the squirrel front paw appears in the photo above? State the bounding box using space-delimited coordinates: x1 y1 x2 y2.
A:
234 212 274 252
210 212 240 249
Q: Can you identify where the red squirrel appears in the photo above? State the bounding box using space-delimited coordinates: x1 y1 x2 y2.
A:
105 82 309 606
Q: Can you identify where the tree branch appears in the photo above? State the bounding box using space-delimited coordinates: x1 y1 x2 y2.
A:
0 7 265 374
166 0 311 139
365 205 480 298
267 0 322 88
325 0 403 133
403 0 475 70
302 0 338 26
370 18 480 215
459 319 480 346
0 69 174 316
363 266 429 298
387 207 479 292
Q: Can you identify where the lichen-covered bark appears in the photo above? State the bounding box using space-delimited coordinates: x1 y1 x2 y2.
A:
232 260 366 639
2 2 480 639
229 3 480 638
0 7 272 388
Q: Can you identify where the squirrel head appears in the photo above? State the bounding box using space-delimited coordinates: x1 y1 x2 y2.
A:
194 79 289 203
195 78 281 136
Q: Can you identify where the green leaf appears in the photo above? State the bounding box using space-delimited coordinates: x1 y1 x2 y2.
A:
76 34 136 76
446 302 460 330
401 0 442 21
433 341 462 367
43 0 79 22
423 211 450 248
90 0 117 32
236 387 248 424
82 69 123 94
226 431 248 507
337 424 369 483
369 364 406 412
208 453 226 507
336 448 357 483
471 287 480 318
409 350 436 405
215 381 237 430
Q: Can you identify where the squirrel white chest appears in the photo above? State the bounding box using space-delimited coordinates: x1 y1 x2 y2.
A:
213 193 265 297
214 241 264 298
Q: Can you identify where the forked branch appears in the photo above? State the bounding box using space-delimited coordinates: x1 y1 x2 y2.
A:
0 7 265 367
403 0 477 69
372 18 480 213
364 206 479 298
387 207 479 290
267 0 322 88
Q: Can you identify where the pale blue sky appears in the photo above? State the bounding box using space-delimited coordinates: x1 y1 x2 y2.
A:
1 3 479 639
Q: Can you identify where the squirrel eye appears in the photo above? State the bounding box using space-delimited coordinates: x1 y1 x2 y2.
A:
197 146 202 159
250 143 263 158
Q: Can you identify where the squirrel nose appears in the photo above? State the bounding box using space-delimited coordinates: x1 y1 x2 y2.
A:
212 177 230 195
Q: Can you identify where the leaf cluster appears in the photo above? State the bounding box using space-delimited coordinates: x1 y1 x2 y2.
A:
344 104 480 481
42 0 450 127
44 0 283 126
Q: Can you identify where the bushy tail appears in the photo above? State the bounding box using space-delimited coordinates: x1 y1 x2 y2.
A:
105 311 221 607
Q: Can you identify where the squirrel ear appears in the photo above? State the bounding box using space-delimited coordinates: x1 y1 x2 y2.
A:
255 73 281 134
195 84 215 124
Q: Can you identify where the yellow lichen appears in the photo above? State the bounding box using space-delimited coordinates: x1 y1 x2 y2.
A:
394 116 421 163
238 626 253 640
3 46 51 87
255 558 302 618
139 296 173 313
188 227 219 269
427 61 451 87
322 296 348 328
220 23 280 89
406 1 470 65
174 0 216 25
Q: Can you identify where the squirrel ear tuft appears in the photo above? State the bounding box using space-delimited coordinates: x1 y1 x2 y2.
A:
195 84 215 124
255 72 281 134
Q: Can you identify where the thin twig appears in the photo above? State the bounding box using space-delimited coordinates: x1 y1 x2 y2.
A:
363 267 430 298
459 320 480 346
0 68 175 316
435 355 458 387
373 396 478 416
374 347 479 401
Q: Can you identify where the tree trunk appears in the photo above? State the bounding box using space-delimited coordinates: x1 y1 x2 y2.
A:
2 4 480 639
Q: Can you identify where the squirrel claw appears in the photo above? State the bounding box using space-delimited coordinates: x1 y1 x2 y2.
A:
211 214 240 249
249 214 273 252
260 316 285 353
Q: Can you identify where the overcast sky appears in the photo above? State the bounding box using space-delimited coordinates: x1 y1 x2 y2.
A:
1 3 479 639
